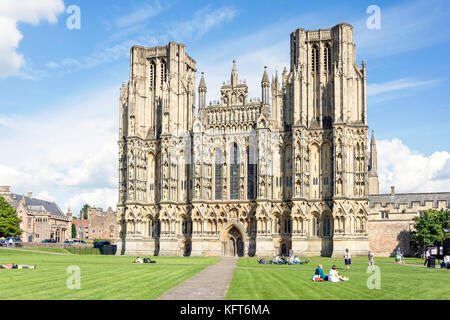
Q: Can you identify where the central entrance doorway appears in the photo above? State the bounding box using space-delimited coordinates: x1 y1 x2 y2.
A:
223 226 244 257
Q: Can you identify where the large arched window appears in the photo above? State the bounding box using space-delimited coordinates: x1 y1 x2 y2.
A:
247 145 257 200
150 60 156 88
214 149 223 200
312 45 319 73
230 143 239 199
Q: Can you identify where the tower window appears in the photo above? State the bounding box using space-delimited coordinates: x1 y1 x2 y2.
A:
215 150 223 200
150 60 156 88
324 43 332 73
160 59 167 86
312 45 319 73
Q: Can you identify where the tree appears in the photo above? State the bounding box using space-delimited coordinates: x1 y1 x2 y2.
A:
412 209 450 251
0 196 23 237
71 223 77 239
80 204 90 220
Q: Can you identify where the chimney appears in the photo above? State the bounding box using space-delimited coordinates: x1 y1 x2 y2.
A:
390 186 395 196
27 192 32 199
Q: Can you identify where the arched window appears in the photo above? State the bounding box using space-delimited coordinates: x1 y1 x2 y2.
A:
324 43 332 73
160 59 167 86
150 60 156 88
215 149 223 200
230 143 239 199
323 215 331 236
312 45 319 73
247 145 257 200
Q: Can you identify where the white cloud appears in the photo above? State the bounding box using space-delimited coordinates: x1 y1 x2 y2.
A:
36 191 56 203
168 6 237 41
0 86 119 213
378 138 450 193
0 0 65 77
115 1 165 28
64 188 117 214
367 78 440 96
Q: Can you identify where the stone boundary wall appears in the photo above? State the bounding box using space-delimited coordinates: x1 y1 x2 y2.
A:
14 243 94 249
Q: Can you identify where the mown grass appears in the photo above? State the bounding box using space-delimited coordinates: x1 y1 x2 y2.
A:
0 250 219 300
227 257 450 300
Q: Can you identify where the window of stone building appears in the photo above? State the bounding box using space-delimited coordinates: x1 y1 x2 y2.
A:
160 59 167 86
215 149 223 200
324 43 332 72
312 45 319 73
230 143 239 200
150 60 156 88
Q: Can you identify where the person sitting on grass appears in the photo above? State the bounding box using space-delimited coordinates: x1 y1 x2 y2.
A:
273 256 280 264
315 264 328 281
441 256 449 269
394 252 401 264
400 252 405 264
294 256 301 264
133 256 143 264
328 265 349 282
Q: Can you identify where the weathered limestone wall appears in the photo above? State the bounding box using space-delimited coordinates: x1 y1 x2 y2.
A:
368 220 413 257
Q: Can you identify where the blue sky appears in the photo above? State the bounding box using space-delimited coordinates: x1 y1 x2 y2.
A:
0 0 449 214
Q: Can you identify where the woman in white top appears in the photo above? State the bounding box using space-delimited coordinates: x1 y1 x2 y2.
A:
328 265 348 282
344 248 351 270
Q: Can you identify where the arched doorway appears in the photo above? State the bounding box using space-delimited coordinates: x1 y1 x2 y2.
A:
223 226 244 257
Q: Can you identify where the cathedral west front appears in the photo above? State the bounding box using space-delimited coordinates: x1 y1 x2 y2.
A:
116 23 373 257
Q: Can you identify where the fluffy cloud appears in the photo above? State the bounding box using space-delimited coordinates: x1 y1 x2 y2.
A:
64 188 117 214
0 86 119 213
378 138 450 193
0 0 65 77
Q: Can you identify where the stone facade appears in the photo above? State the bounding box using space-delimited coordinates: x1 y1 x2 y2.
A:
367 186 450 257
117 23 371 257
73 207 119 243
0 186 72 243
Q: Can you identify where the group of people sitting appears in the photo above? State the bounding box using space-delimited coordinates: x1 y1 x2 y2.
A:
133 256 156 264
258 255 309 265
1 263 36 269
395 250 405 264
313 264 349 282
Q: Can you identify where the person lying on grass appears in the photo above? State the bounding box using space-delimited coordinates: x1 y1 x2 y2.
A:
328 265 349 282
133 257 156 264
1 264 36 269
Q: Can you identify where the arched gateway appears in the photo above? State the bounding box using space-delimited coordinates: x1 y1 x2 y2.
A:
221 223 245 257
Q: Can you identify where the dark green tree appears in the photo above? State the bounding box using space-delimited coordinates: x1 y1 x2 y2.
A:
71 223 77 238
0 196 23 237
412 209 450 251
80 204 90 219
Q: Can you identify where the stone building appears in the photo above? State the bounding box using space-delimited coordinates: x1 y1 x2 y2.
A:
72 207 119 243
366 135 450 257
0 186 72 243
117 23 372 257
87 207 119 242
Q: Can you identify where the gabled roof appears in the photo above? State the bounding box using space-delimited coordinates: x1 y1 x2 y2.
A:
10 193 65 216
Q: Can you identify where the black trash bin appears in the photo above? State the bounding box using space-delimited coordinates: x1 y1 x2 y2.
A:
428 256 436 268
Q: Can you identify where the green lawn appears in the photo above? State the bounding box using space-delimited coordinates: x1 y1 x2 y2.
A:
0 250 219 300
226 257 450 300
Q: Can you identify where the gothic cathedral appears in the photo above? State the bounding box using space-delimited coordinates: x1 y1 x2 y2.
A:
117 23 370 257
